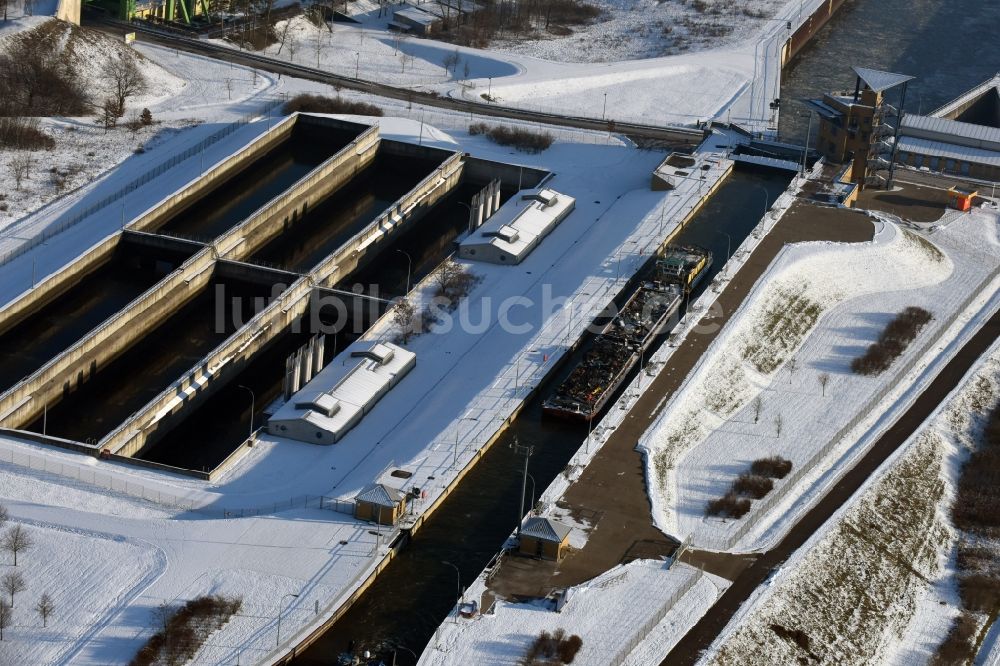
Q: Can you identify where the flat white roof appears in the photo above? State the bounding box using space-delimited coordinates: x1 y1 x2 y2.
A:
269 341 416 442
460 187 576 261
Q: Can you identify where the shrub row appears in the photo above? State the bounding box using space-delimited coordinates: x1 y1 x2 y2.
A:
469 122 554 153
522 628 583 665
851 306 932 376
0 117 54 150
130 595 242 666
706 457 793 519
283 93 383 117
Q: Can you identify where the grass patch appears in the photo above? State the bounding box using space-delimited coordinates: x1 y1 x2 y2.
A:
283 93 383 116
469 122 554 153
903 229 945 263
851 306 932 376
741 284 823 374
703 355 749 417
714 432 948 664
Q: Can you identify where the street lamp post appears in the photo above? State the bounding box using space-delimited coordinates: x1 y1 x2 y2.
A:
276 592 299 647
510 437 534 537
602 92 607 120
525 473 536 514
442 560 461 619
355 51 361 79
395 249 412 294
457 201 474 234
238 385 255 442
715 230 732 277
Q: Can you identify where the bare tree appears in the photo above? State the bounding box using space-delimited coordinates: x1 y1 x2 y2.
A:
287 29 298 62
774 413 783 439
0 601 9 641
0 505 7 530
752 395 763 424
443 49 461 75
1 572 24 608
3 524 32 566
104 56 147 117
1 0 8 22
786 357 797 384
10 154 31 190
275 19 293 54
393 299 417 344
23 0 31 16
818 372 830 397
35 592 54 627
97 98 120 132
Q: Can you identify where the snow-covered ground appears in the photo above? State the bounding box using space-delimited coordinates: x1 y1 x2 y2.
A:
421 561 725 666
0 101 746 661
640 206 1000 552
208 0 825 129
0 518 164 664
0 17 275 229
703 336 1000 665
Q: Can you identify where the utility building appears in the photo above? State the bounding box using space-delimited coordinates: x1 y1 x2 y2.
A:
518 516 572 560
458 188 575 265
268 342 415 445
355 483 407 526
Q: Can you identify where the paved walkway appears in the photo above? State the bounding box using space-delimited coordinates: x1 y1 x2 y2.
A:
487 200 874 597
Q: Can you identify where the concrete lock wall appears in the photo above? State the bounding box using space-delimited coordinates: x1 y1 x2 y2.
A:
461 156 550 191
0 233 120 337
104 278 315 457
311 151 466 288
127 114 299 235
0 247 219 430
217 125 381 263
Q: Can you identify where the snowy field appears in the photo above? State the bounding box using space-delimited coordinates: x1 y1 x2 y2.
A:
0 519 164 664
639 206 1000 552
0 16 276 229
703 337 1000 665
421 561 725 666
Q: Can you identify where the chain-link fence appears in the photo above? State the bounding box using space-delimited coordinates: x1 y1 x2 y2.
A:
607 569 703 666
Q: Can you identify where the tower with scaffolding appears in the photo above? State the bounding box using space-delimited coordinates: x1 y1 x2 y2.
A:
805 66 913 189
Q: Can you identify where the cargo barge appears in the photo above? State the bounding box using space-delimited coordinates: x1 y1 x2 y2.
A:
542 245 711 422
657 244 713 292
542 282 683 422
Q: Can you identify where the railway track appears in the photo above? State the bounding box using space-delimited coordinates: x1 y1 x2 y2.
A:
88 15 706 146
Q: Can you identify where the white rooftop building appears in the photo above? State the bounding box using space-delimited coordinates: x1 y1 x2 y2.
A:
268 342 416 445
458 188 575 265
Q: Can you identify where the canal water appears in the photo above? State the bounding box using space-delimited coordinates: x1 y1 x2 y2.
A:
0 240 194 393
778 0 1000 144
154 123 358 240
26 276 275 443
293 167 791 664
248 153 444 274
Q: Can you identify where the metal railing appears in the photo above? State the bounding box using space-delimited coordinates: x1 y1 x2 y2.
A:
607 569 702 666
